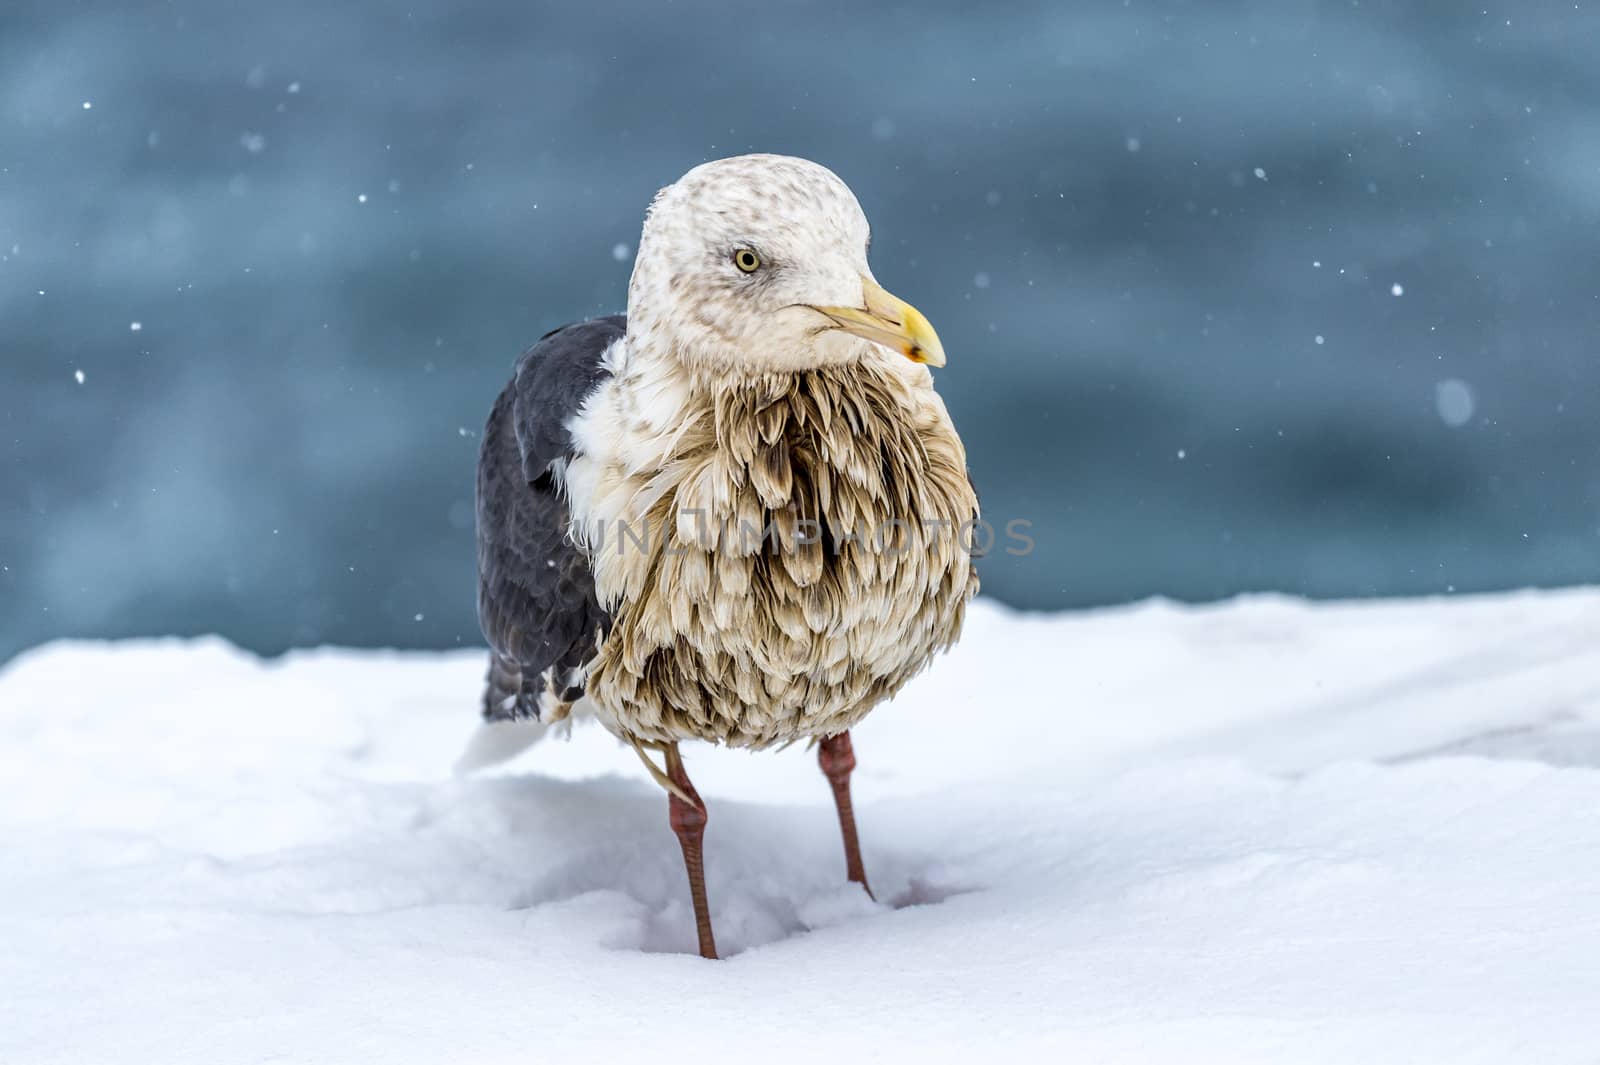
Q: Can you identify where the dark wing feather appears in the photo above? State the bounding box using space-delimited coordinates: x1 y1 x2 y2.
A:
475 315 623 721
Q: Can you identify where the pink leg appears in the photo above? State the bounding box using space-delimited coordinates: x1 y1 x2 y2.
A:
818 731 873 899
665 744 718 959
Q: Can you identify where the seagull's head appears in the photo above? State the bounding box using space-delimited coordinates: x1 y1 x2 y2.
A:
625 154 945 375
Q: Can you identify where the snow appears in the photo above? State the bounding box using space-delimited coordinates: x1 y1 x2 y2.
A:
4 590 1600 1063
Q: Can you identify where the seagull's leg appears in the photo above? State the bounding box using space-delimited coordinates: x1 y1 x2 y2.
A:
664 742 718 959
818 731 873 899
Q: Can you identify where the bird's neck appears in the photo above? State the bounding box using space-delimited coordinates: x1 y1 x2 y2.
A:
618 339 916 452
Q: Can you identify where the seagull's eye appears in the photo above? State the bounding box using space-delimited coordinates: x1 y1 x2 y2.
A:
732 249 762 274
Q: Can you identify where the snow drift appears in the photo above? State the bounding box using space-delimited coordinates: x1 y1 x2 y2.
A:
3 591 1599 1063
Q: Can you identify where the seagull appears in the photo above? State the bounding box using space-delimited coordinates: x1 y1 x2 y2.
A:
474 154 979 958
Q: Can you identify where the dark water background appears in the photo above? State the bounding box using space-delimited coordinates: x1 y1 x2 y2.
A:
2 0 1597 662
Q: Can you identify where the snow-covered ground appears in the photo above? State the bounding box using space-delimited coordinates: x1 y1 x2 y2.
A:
4 591 1600 1063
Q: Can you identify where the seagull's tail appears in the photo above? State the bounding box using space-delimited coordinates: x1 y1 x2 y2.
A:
456 652 591 774
454 717 566 773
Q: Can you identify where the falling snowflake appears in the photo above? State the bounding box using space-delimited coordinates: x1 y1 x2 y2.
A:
1435 379 1475 428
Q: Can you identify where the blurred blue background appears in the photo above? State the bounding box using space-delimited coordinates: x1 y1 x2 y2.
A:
2 0 1597 662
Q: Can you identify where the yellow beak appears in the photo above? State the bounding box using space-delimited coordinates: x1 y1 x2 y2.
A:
812 276 947 368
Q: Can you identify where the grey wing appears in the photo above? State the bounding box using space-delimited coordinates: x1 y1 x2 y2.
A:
474 315 623 721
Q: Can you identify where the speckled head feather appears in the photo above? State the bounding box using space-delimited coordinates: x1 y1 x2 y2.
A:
626 155 879 374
